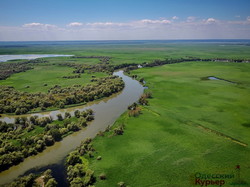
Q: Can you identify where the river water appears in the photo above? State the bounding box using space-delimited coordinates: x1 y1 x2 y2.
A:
0 71 144 186
0 54 73 62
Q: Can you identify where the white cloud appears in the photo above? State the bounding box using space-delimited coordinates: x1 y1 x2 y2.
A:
1 17 250 41
172 16 179 20
67 22 83 27
22 22 57 30
139 19 171 24
23 22 44 27
86 22 124 27
204 18 217 24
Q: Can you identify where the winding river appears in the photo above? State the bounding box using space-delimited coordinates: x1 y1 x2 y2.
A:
0 71 144 186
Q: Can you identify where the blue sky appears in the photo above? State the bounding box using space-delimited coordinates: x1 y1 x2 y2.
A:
0 0 250 41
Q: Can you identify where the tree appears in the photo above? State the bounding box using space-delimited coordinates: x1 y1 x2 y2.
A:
86 115 94 121
65 112 71 119
43 135 54 146
79 117 87 127
70 177 84 186
74 110 80 118
67 123 80 132
45 178 57 187
66 151 82 166
49 129 62 141
57 113 63 121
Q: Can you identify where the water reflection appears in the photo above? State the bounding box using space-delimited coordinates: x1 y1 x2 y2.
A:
0 71 144 185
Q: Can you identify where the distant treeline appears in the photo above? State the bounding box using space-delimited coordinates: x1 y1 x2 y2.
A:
142 57 250 68
1 56 248 81
72 55 111 63
0 76 124 115
63 74 81 79
0 59 47 80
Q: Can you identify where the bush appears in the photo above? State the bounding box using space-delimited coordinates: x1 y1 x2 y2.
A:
65 112 71 119
118 181 126 187
66 151 82 166
113 125 124 135
74 110 81 118
49 129 62 141
99 173 106 180
57 114 63 121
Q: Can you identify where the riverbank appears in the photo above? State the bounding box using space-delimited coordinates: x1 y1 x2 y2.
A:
86 61 250 186
0 71 144 186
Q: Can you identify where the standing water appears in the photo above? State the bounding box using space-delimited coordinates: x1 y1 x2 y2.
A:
0 71 144 186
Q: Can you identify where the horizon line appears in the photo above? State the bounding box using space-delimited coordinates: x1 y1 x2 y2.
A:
1 39 250 42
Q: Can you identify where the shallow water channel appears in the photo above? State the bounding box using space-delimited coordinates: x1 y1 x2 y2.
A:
207 76 237 84
0 71 144 186
0 54 73 62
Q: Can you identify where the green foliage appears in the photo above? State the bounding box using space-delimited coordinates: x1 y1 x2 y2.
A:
0 76 124 115
66 139 96 186
89 62 250 186
0 109 94 172
3 169 57 187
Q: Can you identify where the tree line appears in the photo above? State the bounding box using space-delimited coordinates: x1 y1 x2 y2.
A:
3 169 57 187
0 59 47 80
0 109 94 172
0 76 124 115
65 138 96 186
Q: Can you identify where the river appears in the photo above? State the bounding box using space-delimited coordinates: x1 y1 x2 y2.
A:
0 70 144 186
0 54 73 62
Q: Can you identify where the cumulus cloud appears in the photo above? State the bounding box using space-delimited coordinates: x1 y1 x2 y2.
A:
67 22 83 27
23 22 43 27
1 17 250 41
86 19 172 29
204 18 217 24
22 22 57 30
140 19 171 24
86 22 124 27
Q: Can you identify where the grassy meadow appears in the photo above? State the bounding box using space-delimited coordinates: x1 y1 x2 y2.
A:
0 63 106 93
1 41 250 186
88 61 250 187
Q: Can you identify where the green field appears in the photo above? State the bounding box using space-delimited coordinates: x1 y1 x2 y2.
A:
2 42 250 63
0 64 106 93
88 61 250 187
1 42 250 186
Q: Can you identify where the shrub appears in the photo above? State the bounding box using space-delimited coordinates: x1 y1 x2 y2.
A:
113 124 125 135
99 173 106 180
57 114 63 121
118 181 126 187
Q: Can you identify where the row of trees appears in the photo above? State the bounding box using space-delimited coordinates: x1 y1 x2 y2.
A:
66 138 96 186
3 169 57 187
62 74 81 79
0 109 94 172
0 58 47 80
0 76 124 115
72 55 111 63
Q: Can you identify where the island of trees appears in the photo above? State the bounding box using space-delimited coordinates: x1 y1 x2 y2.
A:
0 109 94 172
